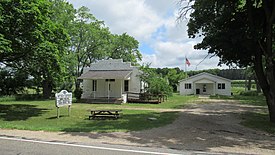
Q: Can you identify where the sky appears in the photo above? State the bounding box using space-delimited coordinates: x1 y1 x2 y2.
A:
66 0 228 71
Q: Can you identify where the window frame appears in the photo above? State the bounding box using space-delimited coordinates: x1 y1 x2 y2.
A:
218 83 225 89
185 83 192 89
92 80 97 91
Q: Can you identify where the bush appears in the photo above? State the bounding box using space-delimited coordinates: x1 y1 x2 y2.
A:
240 90 259 96
15 94 44 100
74 88 82 100
148 78 173 96
0 96 16 102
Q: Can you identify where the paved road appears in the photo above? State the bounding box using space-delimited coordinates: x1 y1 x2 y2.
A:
0 136 196 155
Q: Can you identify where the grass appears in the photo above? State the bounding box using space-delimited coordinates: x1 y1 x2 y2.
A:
211 89 275 134
211 93 266 106
241 112 275 134
0 94 195 132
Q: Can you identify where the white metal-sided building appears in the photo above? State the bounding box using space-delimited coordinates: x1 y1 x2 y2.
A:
179 72 231 96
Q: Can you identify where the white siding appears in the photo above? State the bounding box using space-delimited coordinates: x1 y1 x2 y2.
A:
80 59 142 99
129 68 141 93
179 72 231 96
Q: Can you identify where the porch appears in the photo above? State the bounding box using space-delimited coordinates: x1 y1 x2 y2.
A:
193 79 216 95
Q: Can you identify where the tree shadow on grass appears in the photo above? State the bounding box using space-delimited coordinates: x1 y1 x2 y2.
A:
61 111 178 133
0 104 49 121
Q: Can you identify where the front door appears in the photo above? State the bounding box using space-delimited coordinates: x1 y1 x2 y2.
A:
196 89 200 94
106 79 116 98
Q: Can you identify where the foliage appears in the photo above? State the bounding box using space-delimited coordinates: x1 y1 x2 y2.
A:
239 90 259 96
74 87 82 100
109 33 142 65
0 67 29 96
15 94 44 101
146 77 173 95
0 96 16 102
0 1 142 99
155 67 186 92
0 0 70 99
188 69 247 80
140 65 173 96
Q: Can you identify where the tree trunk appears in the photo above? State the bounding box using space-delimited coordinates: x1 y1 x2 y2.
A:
266 93 275 123
42 79 52 99
247 76 252 91
253 52 275 123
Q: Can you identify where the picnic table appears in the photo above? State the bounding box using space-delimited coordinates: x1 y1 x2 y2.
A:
89 110 122 120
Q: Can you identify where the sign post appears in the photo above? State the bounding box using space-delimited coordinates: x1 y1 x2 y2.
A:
55 90 72 119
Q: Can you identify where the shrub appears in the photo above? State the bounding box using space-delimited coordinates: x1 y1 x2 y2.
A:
0 96 16 102
240 90 259 96
15 94 43 100
74 88 82 100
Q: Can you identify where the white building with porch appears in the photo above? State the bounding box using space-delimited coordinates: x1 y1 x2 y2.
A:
179 72 231 96
78 59 143 103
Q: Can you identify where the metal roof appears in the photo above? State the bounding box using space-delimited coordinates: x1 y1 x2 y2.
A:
78 70 132 80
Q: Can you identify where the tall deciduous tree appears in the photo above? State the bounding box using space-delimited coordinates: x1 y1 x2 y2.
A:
109 33 142 65
179 0 275 122
70 6 111 90
0 0 69 98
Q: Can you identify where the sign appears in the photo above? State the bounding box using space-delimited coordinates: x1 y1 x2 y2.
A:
55 90 72 118
55 90 72 107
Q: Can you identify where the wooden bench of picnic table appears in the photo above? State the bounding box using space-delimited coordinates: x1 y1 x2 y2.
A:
89 110 122 120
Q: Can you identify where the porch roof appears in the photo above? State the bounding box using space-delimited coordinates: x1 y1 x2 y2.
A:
78 70 132 80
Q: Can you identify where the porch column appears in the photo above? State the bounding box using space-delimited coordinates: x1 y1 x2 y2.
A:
107 80 110 99
121 79 123 97
193 83 196 95
213 82 216 95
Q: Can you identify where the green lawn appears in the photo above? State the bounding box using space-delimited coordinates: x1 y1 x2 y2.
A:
0 94 196 132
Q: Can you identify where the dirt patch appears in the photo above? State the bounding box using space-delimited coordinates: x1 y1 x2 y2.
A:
1 99 275 154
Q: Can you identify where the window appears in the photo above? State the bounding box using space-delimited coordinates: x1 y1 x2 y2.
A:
92 80 97 91
218 83 225 89
185 83 192 89
124 80 129 92
105 79 115 82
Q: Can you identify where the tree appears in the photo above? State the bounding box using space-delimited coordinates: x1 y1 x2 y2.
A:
69 6 111 90
139 64 173 96
0 67 29 96
155 67 187 92
109 33 142 65
179 0 275 122
0 0 69 98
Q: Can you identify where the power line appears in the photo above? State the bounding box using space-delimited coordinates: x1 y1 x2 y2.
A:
195 54 210 70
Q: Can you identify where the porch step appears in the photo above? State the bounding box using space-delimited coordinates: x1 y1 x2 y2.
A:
85 98 123 104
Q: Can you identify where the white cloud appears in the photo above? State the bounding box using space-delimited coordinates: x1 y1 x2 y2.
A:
67 0 229 70
69 0 164 41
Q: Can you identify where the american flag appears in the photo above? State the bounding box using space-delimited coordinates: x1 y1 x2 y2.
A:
186 58 191 66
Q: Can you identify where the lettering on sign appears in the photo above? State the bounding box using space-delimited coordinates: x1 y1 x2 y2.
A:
55 90 72 107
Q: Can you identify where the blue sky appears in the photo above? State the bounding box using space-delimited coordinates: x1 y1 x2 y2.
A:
67 0 228 71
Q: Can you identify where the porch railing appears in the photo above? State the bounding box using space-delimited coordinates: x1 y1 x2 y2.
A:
126 92 167 104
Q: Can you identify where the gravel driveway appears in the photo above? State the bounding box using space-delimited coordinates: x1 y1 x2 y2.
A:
1 99 275 154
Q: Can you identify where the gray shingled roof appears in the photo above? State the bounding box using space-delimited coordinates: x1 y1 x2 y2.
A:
78 70 132 80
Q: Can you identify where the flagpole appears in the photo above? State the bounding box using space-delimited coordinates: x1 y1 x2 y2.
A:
185 55 187 78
